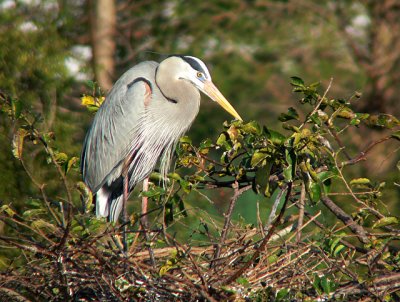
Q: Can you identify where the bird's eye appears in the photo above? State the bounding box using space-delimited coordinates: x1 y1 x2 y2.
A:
196 72 203 78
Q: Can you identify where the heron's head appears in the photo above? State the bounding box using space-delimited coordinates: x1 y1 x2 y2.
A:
159 55 243 121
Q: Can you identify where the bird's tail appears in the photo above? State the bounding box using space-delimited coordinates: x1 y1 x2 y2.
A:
95 187 124 222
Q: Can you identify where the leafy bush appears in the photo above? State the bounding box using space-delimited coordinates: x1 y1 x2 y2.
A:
0 78 399 301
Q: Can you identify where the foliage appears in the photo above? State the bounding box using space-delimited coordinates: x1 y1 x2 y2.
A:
0 78 399 301
0 1 83 204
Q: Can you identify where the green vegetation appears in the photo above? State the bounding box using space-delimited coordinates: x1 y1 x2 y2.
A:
0 1 400 300
0 77 399 300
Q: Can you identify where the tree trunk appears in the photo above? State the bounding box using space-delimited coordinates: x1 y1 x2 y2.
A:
89 0 116 91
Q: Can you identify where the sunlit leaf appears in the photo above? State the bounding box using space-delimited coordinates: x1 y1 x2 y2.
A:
216 132 227 146
180 136 192 144
333 244 346 256
349 178 371 186
12 128 28 160
251 150 268 167
66 156 79 174
81 95 96 106
227 125 239 141
0 205 17 217
31 219 58 233
242 120 261 135
54 152 68 165
366 114 400 129
372 217 399 229
264 127 285 145
337 108 355 119
283 148 296 182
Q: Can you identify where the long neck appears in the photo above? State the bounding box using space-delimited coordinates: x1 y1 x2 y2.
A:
155 66 201 127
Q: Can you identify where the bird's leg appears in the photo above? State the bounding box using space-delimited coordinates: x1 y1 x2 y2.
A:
140 177 156 266
122 162 129 253
141 178 149 228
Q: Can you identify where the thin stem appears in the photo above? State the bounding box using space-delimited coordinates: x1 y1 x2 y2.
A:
220 182 293 286
212 183 251 267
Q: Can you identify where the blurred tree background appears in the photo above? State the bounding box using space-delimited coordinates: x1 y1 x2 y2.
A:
0 0 400 300
1 0 398 211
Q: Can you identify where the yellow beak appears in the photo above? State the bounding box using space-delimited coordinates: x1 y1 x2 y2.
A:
203 80 243 121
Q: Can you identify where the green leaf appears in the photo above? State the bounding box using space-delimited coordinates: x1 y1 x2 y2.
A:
372 217 399 229
200 138 213 149
236 277 249 286
54 152 68 165
242 120 261 135
179 136 192 144
308 181 321 203
276 288 289 301
251 150 268 167
320 276 331 294
391 130 400 141
216 132 227 146
308 81 320 90
279 107 300 122
255 162 272 197
264 127 286 145
65 156 79 174
11 98 22 119
366 114 400 129
267 254 278 264
349 178 371 186
282 122 300 133
22 208 46 218
350 118 360 126
313 275 322 295
199 138 213 155
337 108 355 119
329 237 341 254
177 196 187 217
179 179 192 194
318 171 337 183
12 128 28 160
283 148 296 182
86 80 96 90
164 201 174 226
0 205 17 217
290 76 305 87
141 186 165 198
333 244 346 257
31 219 58 233
318 170 337 194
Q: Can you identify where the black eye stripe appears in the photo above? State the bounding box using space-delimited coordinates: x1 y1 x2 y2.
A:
181 56 207 75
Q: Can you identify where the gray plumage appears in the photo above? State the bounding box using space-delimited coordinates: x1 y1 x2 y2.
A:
81 56 242 222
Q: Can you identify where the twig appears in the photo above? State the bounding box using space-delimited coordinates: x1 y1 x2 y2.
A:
212 183 251 266
296 182 306 242
332 273 400 298
328 127 352 160
340 135 393 167
321 196 370 244
299 78 333 129
219 182 293 286
266 187 286 230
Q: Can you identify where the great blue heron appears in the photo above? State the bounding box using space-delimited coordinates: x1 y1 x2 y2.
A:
81 55 242 222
